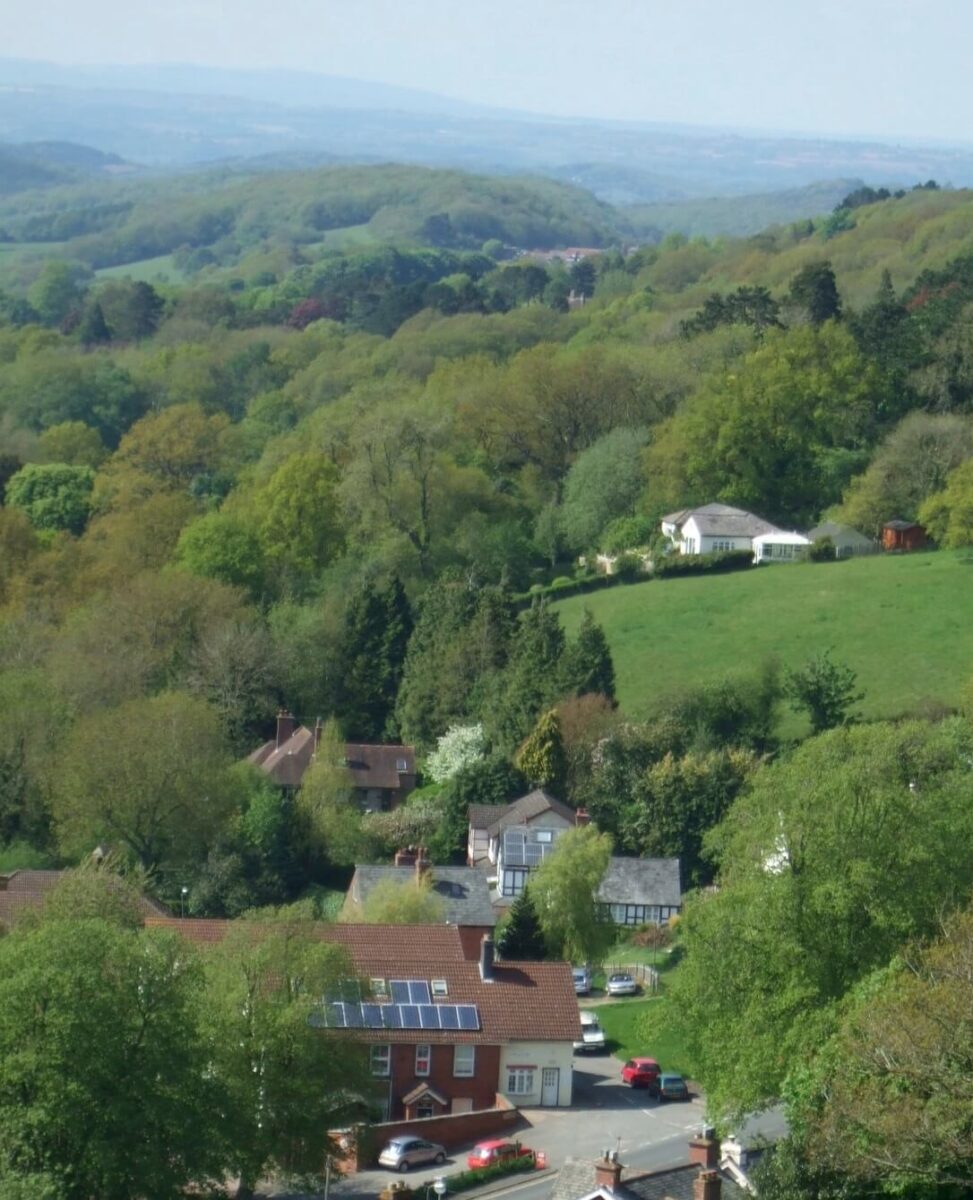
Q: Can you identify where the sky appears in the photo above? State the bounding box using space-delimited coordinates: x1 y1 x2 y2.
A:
3 0 971 142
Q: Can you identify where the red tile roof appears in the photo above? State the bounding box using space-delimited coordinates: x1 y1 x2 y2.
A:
247 731 416 792
0 869 169 927
146 919 581 1046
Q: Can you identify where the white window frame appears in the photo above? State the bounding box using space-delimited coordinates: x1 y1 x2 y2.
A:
370 1044 391 1077
415 1044 431 1077
431 979 448 997
453 1045 475 1077
370 977 387 997
506 1067 535 1095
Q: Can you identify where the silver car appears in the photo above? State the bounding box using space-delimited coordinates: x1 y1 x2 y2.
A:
378 1135 447 1172
606 972 637 996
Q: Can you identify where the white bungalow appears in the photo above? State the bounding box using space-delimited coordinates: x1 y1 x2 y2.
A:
660 503 781 556
752 530 811 563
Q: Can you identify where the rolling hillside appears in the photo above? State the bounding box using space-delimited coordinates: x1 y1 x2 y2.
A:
556 552 973 734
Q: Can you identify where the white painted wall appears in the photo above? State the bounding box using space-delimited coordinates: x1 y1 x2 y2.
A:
498 1041 574 1107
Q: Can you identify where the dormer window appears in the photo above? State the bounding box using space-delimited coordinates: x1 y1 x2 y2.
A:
370 978 387 998
396 757 409 773
431 979 448 997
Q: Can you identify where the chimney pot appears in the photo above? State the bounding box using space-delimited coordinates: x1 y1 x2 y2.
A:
594 1152 623 1194
693 1170 721 1200
276 710 296 750
689 1132 720 1170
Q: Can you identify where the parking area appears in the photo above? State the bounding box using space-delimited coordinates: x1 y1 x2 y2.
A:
325 1052 705 1199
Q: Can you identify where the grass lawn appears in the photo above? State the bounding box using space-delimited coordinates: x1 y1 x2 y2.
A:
96 254 185 283
556 550 973 734
594 995 694 1078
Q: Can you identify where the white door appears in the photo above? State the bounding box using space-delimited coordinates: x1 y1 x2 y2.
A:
541 1067 559 1106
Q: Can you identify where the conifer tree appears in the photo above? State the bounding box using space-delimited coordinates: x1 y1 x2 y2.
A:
339 574 413 740
515 708 568 793
565 609 616 703
497 889 547 960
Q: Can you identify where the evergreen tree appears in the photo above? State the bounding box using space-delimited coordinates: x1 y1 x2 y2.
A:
565 609 616 702
787 261 842 325
497 890 547 960
339 574 413 741
515 708 568 793
481 602 567 750
77 300 111 346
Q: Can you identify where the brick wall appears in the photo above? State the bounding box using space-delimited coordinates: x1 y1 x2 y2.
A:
385 1042 501 1119
456 925 493 961
347 1094 522 1169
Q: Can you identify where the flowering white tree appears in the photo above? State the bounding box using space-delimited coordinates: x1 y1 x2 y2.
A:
426 723 487 783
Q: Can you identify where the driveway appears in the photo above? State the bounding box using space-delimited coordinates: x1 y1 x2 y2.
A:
316 1052 705 1200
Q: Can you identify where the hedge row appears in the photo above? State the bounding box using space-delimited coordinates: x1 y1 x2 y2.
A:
652 548 754 578
442 1152 537 1193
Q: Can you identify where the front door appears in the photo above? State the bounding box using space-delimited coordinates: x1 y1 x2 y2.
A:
541 1067 559 1106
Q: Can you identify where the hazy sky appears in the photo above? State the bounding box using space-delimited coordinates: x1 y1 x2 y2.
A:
4 0 971 141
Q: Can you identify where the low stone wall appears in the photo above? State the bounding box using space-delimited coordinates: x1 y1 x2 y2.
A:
343 1095 523 1170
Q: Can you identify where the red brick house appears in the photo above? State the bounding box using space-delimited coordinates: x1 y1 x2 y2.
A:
247 711 416 811
882 520 927 551
146 919 579 1119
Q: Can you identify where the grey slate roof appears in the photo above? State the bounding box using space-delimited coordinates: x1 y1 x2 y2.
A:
550 1158 756 1200
677 503 780 539
597 857 682 909
346 865 497 927
468 789 576 836
807 521 874 546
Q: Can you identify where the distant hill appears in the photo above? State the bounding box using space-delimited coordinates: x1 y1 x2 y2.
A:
625 179 864 239
3 58 973 196
0 140 132 194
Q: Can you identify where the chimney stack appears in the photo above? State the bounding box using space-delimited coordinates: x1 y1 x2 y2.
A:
688 1130 720 1170
575 808 590 827
394 847 417 868
722 1135 747 1172
276 710 296 750
693 1171 721 1200
479 934 495 982
594 1151 623 1194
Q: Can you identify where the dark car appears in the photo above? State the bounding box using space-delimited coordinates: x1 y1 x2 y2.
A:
657 1073 690 1102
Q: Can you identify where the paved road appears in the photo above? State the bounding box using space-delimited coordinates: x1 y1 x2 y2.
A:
323 1053 708 1199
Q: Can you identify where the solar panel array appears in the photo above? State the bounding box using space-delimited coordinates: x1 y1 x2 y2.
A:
501 826 560 868
314 978 480 1032
319 999 480 1031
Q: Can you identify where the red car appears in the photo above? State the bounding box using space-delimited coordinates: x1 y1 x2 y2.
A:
621 1057 661 1088
466 1140 534 1170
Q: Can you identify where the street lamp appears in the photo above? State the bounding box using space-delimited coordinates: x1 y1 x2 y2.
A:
180 886 188 918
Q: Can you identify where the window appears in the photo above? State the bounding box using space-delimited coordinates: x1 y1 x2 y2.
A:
370 978 387 998
431 979 448 997
370 1045 390 1077
502 867 528 897
454 1045 475 1077
417 1103 435 1118
506 1067 535 1095
535 829 553 843
415 1044 431 1077
396 757 409 772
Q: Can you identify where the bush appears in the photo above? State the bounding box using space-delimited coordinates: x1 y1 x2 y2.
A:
806 536 837 562
653 548 753 578
442 1151 536 1193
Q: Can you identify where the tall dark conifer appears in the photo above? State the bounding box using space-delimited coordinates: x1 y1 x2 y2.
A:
497 889 547 960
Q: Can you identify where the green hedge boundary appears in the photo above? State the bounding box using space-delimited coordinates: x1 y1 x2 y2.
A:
442 1152 537 1193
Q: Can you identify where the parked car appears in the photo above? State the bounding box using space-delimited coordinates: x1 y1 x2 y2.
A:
466 1139 534 1170
621 1057 661 1088
606 972 637 996
573 1009 606 1053
378 1135 447 1172
572 966 591 995
657 1073 690 1102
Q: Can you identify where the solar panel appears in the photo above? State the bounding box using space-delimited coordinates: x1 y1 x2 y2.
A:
399 1004 421 1029
389 980 411 1004
419 1004 440 1029
325 1002 346 1028
341 1002 364 1029
438 1005 460 1030
409 981 432 1004
384 1005 403 1029
361 1003 384 1028
457 1005 479 1030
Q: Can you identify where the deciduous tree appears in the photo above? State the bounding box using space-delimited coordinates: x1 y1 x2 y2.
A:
529 825 615 964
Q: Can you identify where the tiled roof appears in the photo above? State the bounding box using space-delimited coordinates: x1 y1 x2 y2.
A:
346 865 496 927
484 789 575 836
468 802 509 829
146 919 580 1046
551 1159 754 1200
663 503 780 540
0 869 169 927
248 730 415 791
597 858 682 909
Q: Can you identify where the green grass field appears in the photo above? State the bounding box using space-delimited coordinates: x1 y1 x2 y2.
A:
592 996 693 1077
95 254 185 283
557 550 973 733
